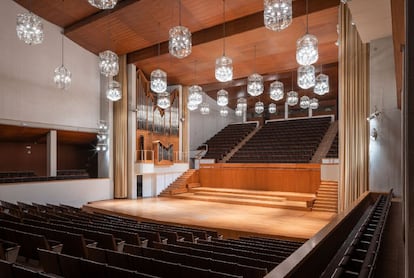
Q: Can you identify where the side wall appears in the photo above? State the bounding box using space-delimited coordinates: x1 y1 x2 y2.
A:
0 1 100 130
189 93 239 151
369 36 402 196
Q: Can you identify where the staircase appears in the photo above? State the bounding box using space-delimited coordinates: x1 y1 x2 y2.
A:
312 181 338 213
159 169 198 197
220 126 261 163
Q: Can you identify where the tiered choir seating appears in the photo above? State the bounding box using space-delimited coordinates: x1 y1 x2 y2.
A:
0 201 303 278
228 117 331 163
199 123 257 162
326 133 339 158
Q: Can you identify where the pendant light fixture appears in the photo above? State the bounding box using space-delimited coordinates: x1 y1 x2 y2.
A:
151 23 167 93
247 45 264 97
286 71 298 106
264 0 292 31
187 101 199 111
215 0 233 82
270 80 284 101
157 92 171 109
314 65 330 95
296 0 318 66
53 33 72 90
255 101 264 114
297 64 315 89
235 107 243 117
16 1 44 45
300 96 310 109
220 107 229 117
188 60 203 105
169 0 192 59
237 97 247 111
200 103 210 115
99 18 119 77
268 103 277 114
106 78 122 101
217 89 229 106
88 0 118 9
309 98 319 109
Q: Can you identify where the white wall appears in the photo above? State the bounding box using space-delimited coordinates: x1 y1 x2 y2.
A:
0 0 100 130
189 92 239 151
0 179 112 208
369 36 402 197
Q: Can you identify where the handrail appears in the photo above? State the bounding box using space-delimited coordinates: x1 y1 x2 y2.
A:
195 144 208 159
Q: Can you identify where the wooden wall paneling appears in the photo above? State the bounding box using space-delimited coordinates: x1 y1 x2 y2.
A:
199 163 321 193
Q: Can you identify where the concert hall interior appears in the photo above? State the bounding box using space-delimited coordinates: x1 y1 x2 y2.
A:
0 0 412 277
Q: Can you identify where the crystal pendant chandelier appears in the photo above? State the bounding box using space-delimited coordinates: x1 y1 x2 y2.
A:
264 0 292 31
237 97 247 111
157 92 171 109
217 89 229 106
187 102 198 111
314 73 329 95
220 107 228 117
286 91 298 106
247 73 264 96
188 85 203 105
255 101 264 114
215 0 233 82
247 46 263 96
235 107 243 117
169 0 191 59
296 0 318 66
300 96 310 109
88 0 118 9
297 65 315 89
200 103 210 115
96 121 108 152
54 34 71 90
99 50 119 77
106 79 122 101
268 103 277 114
309 98 319 110
16 12 44 45
150 69 167 93
270 80 284 101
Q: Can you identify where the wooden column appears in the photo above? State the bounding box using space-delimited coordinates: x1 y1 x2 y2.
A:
113 55 128 198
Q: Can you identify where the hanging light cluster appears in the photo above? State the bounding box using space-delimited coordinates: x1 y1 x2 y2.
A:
157 92 171 109
286 91 298 106
255 101 264 114
299 95 310 109
169 0 192 59
263 0 293 31
54 34 71 90
309 98 319 109
99 50 119 77
16 12 44 45
297 65 315 89
220 107 229 117
150 69 167 93
217 89 229 106
106 79 122 101
88 0 118 9
314 72 330 95
270 80 284 101
268 103 277 114
96 121 108 152
215 0 233 82
200 103 210 115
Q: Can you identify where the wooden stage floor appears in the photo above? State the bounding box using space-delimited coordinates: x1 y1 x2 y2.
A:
85 197 336 240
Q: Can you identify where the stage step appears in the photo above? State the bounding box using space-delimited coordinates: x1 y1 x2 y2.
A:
313 181 338 213
169 187 316 210
159 169 198 197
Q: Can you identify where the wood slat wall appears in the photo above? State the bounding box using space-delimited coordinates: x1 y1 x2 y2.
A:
199 163 321 193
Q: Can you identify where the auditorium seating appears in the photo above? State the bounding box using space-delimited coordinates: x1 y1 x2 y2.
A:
0 201 303 277
199 123 257 162
0 169 89 184
228 117 331 163
321 191 392 278
326 133 339 158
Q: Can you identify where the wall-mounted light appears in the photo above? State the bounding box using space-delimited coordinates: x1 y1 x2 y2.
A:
370 128 378 141
367 110 381 121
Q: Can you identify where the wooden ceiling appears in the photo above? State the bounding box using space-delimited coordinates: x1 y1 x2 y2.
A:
14 0 340 114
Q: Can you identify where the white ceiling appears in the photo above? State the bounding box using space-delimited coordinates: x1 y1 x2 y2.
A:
348 0 392 43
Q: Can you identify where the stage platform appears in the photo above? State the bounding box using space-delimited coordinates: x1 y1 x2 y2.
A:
84 196 335 240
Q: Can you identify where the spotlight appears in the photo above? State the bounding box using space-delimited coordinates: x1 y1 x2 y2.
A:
367 111 380 121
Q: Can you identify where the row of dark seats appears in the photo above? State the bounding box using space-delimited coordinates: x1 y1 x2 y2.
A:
0 259 59 278
326 133 339 158
321 190 393 278
0 171 36 178
0 201 302 277
0 170 90 184
229 117 331 163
